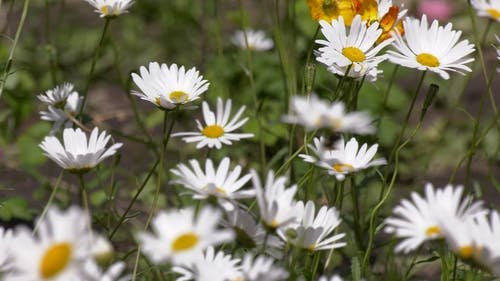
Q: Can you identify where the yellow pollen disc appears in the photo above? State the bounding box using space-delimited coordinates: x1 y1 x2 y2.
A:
342 47 366 62
459 245 473 259
416 53 440 67
487 8 500 19
155 97 162 106
202 125 225 138
40 243 72 278
100 6 108 15
169 91 189 103
171 233 199 252
307 244 317 251
270 219 279 228
203 185 227 195
425 225 441 237
333 163 354 172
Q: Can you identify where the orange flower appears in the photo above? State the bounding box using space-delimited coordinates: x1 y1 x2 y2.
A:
306 0 358 25
376 6 405 43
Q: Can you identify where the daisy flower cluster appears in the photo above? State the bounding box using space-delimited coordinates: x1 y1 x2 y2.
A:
386 183 500 275
0 206 128 281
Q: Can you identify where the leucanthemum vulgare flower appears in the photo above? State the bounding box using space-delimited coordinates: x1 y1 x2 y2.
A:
232 29 274 51
238 254 289 281
4 206 94 281
439 211 500 276
84 0 135 18
279 201 346 251
471 0 500 22
170 157 254 210
387 15 475 80
40 91 83 136
83 261 130 281
301 137 386 181
137 207 234 265
251 170 298 229
0 227 13 272
224 208 283 255
316 15 394 77
131 62 209 110
37 83 76 107
39 127 123 173
283 94 375 133
172 247 241 281
384 183 487 253
172 97 253 149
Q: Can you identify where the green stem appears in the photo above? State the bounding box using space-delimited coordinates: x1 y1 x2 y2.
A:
378 65 399 125
350 177 362 249
311 252 321 280
79 18 111 117
78 173 90 215
33 170 64 234
363 121 423 272
0 0 30 100
333 65 353 101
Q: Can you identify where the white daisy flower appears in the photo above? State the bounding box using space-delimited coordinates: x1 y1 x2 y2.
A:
251 170 298 229
0 227 13 272
40 91 83 136
37 83 76 108
238 254 289 281
131 62 209 110
39 127 123 173
282 94 375 133
318 275 344 281
5 206 94 281
84 0 134 18
279 201 346 251
224 208 283 253
387 15 475 80
303 137 386 181
172 247 241 281
170 157 254 210
232 29 274 51
384 183 487 253
172 97 254 149
315 15 394 76
137 206 234 265
471 0 500 22
83 260 130 281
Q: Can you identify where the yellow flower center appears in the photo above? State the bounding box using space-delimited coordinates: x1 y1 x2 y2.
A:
155 97 162 106
425 225 441 237
333 163 354 172
307 244 317 251
169 91 189 103
487 8 500 19
416 53 440 67
342 47 366 62
40 243 72 278
202 125 225 138
269 219 279 228
171 233 199 252
203 184 227 195
100 6 108 15
459 245 473 259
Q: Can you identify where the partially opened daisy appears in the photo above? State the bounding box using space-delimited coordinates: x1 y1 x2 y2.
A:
5 206 94 281
471 0 500 22
238 253 289 281
84 0 135 18
385 183 486 253
279 201 346 251
232 29 274 51
315 15 394 76
172 98 253 149
283 94 375 133
251 170 298 229
37 83 76 108
131 62 209 110
304 137 386 181
40 91 83 136
318 275 344 281
172 247 241 281
387 15 475 80
137 207 234 265
171 157 254 210
39 127 123 173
